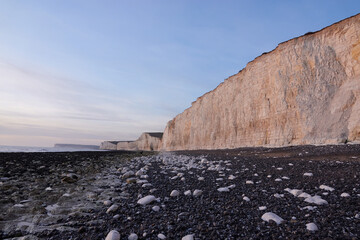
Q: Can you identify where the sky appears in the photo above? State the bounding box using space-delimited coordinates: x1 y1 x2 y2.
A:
0 1 359 147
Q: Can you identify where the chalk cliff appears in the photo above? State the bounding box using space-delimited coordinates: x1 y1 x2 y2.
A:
100 141 119 150
101 133 163 151
99 132 163 151
117 141 137 151
162 14 360 151
134 132 163 151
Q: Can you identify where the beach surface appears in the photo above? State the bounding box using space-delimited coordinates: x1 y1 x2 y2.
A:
1 145 360 239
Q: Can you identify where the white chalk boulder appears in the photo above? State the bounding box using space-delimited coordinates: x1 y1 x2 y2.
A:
170 190 180 197
105 230 120 240
261 212 284 224
137 195 156 205
306 222 319 231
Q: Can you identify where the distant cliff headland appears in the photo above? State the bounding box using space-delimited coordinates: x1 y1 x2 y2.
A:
100 133 163 151
101 14 360 151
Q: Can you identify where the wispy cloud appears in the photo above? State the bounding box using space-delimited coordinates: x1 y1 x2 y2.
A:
0 61 169 146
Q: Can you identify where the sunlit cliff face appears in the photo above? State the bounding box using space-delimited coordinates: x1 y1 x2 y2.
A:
161 14 360 150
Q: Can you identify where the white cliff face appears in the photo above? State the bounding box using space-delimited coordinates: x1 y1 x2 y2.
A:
100 141 118 150
136 133 163 151
116 133 163 151
161 14 360 151
117 141 138 151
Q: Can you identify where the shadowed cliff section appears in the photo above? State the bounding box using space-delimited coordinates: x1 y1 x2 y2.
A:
161 14 360 151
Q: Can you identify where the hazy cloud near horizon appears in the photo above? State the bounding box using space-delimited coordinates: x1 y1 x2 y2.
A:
0 62 170 146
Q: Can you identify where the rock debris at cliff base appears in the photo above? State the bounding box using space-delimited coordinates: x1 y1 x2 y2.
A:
1 145 360 239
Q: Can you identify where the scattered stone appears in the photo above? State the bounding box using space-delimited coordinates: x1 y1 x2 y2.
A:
45 187 52 191
193 189 203 197
273 193 284 198
158 233 166 239
184 190 192 196
126 177 137 184
170 190 180 197
136 169 145 176
182 234 194 240
285 188 303 197
142 183 152 188
14 204 25 208
243 196 250 202
105 230 120 240
128 233 138 240
319 185 335 191
340 192 350 197
106 204 119 214
246 180 254 184
1 143 360 239
303 172 313 177
122 171 135 179
198 177 204 181
86 192 97 200
136 179 148 184
298 192 311 198
152 206 160 212
61 173 79 183
302 206 317 211
217 187 229 192
306 222 319 231
304 195 328 205
261 212 284 224
137 195 156 205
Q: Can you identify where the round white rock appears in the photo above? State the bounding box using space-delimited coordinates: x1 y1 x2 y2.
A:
137 195 156 205
306 222 319 231
170 190 180 197
128 233 138 240
182 234 194 240
152 206 160 212
105 230 120 240
106 204 119 214
193 189 203 197
261 212 284 224
157 233 166 239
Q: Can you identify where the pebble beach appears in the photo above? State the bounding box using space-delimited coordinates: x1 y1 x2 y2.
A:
1 144 360 239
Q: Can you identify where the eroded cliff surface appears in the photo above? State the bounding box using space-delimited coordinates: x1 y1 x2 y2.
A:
162 14 360 151
115 132 163 151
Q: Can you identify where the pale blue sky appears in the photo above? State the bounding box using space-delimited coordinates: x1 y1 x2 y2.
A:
0 1 359 146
